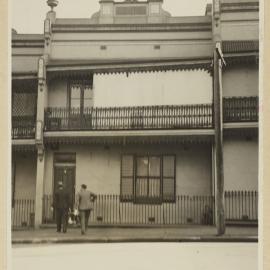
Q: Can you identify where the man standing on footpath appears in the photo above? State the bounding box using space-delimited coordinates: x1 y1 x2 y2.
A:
76 184 97 235
53 181 71 233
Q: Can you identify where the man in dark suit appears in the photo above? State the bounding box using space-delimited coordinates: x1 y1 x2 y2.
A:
53 181 71 233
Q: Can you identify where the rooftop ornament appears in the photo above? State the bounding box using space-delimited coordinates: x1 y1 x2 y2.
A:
47 0 59 11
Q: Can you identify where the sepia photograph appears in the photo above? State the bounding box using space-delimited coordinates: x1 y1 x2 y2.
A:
10 0 260 269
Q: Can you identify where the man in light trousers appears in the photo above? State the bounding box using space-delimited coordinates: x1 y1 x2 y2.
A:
76 184 96 235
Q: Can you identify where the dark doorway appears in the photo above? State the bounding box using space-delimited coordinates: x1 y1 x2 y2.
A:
53 166 76 207
53 153 76 216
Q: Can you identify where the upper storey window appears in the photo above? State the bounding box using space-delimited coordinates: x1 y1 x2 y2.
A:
69 79 93 110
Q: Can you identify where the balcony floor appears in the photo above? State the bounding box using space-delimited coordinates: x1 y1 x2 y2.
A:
44 129 215 144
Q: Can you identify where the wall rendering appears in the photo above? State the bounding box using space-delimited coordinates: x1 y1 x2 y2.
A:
13 153 37 199
223 66 258 97
93 70 212 107
43 143 212 197
224 138 258 191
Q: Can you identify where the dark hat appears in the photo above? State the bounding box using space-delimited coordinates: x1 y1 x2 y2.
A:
81 184 87 189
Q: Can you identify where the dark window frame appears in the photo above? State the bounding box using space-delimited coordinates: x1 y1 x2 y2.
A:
67 78 94 129
120 154 176 204
135 155 162 204
68 78 93 111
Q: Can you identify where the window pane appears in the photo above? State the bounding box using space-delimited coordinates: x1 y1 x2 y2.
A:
136 178 148 197
84 98 93 108
70 85 81 99
163 177 175 201
70 82 81 108
163 156 175 177
121 155 134 177
149 157 160 177
121 177 133 198
70 98 81 108
163 156 175 202
121 155 134 201
84 87 93 99
136 157 148 176
84 86 93 108
149 178 160 197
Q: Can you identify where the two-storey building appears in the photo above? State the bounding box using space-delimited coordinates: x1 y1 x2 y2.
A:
12 0 259 231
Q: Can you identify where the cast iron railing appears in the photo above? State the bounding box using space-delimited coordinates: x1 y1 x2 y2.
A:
43 194 215 225
12 116 36 139
42 191 257 226
223 96 258 123
224 191 258 222
44 104 213 131
12 199 35 228
11 191 257 228
11 97 258 138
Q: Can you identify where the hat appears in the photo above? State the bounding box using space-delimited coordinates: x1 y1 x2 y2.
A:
58 181 63 187
81 184 87 189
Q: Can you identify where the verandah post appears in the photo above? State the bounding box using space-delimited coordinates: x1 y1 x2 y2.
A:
34 3 57 229
34 56 47 228
212 0 226 235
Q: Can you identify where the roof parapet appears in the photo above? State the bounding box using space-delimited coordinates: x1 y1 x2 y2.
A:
96 0 169 24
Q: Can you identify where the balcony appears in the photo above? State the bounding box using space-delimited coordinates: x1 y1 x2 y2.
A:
12 89 37 140
12 116 36 139
223 96 258 123
44 104 213 131
11 97 258 139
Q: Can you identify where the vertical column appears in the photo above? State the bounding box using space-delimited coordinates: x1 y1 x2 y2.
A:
34 57 47 228
35 149 46 228
44 10 56 56
33 2 57 227
212 0 225 235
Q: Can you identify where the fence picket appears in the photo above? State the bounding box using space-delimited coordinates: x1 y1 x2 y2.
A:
12 192 258 228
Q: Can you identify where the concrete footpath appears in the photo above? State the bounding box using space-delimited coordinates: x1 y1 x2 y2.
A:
12 226 258 244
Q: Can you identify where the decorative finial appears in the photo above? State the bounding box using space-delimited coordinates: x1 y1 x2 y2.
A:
47 0 59 11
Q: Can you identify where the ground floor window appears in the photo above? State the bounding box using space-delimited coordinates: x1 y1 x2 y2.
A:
120 154 176 203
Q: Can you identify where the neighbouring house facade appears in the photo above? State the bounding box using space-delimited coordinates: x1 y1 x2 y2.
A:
11 0 259 230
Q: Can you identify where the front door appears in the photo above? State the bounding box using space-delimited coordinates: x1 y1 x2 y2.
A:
54 166 76 209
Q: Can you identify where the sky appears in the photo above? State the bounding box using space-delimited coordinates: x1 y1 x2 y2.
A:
12 0 212 34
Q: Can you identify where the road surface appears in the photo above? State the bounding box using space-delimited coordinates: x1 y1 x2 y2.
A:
12 243 258 270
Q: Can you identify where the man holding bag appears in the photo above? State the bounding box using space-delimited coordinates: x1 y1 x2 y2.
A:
75 184 97 235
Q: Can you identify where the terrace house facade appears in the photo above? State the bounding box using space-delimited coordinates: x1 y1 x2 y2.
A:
12 0 259 230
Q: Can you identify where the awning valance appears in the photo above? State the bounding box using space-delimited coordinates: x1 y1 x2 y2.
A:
46 58 212 80
222 40 259 54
